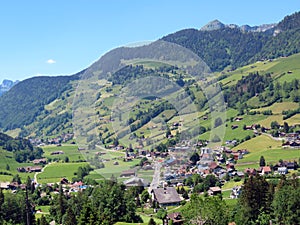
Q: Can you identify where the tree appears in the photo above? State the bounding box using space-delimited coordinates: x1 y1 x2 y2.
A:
270 121 279 129
283 122 289 133
12 174 21 184
235 175 270 224
183 194 229 225
214 117 223 128
141 190 150 205
148 218 156 225
63 207 77 225
0 188 4 221
259 156 266 167
272 184 300 225
157 208 167 223
190 152 200 165
5 164 10 171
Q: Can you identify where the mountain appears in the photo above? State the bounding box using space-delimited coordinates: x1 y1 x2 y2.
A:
162 11 300 71
0 79 19 96
201 19 276 33
200 19 225 31
0 74 80 134
0 11 299 143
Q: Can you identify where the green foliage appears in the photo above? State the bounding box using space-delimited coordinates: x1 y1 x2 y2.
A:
183 194 229 225
148 218 156 225
0 75 78 131
259 156 266 167
0 132 43 163
235 175 271 224
272 179 300 225
224 72 272 108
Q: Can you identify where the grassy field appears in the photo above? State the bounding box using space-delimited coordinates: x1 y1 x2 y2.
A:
37 162 88 183
0 148 34 182
95 158 139 179
233 134 282 152
254 102 299 114
234 135 299 170
42 144 84 162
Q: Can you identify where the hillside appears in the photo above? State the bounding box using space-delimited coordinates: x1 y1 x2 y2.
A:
162 11 300 71
0 11 299 148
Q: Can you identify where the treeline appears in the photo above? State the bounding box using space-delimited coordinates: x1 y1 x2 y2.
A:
49 180 142 225
0 132 43 163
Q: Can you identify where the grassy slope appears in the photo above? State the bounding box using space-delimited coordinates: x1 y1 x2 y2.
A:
233 135 299 170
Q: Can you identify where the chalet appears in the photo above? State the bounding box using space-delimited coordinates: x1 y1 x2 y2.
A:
17 166 42 173
50 151 64 155
0 182 10 189
123 177 149 187
232 152 243 160
142 165 154 170
152 187 181 207
231 125 238 130
32 158 47 164
261 166 272 175
236 171 245 177
245 168 257 176
120 169 136 177
286 162 296 170
208 186 222 196
209 162 223 173
277 167 288 175
30 166 42 172
166 212 184 225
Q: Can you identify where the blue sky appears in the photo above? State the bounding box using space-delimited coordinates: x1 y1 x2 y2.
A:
0 1 299 82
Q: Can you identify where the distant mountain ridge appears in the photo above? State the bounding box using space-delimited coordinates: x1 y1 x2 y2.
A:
162 11 300 71
200 19 276 33
0 79 19 96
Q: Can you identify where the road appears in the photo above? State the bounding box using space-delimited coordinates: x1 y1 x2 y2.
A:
34 162 51 185
149 161 162 194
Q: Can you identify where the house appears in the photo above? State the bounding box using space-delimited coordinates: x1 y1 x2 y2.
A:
152 187 181 207
230 186 242 199
244 168 257 176
0 182 10 189
261 166 272 175
231 125 238 130
32 158 47 164
30 166 42 172
120 169 136 177
17 166 42 173
286 162 296 170
50 151 64 155
277 167 288 175
166 212 184 225
123 177 149 187
208 186 222 196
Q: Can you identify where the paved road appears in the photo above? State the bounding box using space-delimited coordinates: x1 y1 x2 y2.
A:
149 161 162 194
34 163 51 184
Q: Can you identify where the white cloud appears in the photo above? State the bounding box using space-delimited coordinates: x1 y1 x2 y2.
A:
46 59 56 64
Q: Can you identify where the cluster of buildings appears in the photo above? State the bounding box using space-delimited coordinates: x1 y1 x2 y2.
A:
29 133 74 146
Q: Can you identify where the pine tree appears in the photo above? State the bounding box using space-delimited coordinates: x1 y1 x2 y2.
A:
64 207 77 225
259 156 266 167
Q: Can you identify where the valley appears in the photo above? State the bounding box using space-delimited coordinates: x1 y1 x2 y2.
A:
0 10 299 225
